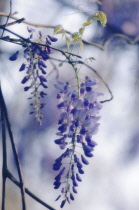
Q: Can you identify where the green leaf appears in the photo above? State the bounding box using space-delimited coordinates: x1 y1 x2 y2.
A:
73 38 82 43
71 32 81 43
71 32 79 39
93 11 107 27
79 27 85 35
59 62 63 67
88 57 95 62
79 41 84 50
66 36 70 49
82 21 92 27
87 16 93 22
61 32 66 37
54 25 65 35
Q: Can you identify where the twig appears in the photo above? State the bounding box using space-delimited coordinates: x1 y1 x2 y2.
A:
81 62 113 103
0 12 139 50
48 60 60 80
49 57 113 103
0 86 26 210
1 107 7 210
0 87 56 210
0 25 82 58
2 18 25 27
0 36 23 46
7 170 56 210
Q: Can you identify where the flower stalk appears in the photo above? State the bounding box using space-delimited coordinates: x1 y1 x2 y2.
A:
53 76 103 208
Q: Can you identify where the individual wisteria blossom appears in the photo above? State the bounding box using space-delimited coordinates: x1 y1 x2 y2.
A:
53 76 103 208
9 27 58 125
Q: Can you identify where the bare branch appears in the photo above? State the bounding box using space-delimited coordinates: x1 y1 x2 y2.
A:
0 25 82 58
1 108 7 210
49 57 113 103
0 86 26 210
81 62 113 103
3 18 25 27
7 170 56 210
0 12 139 50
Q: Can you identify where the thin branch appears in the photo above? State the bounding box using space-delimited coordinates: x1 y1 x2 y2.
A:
103 33 139 49
0 36 23 46
48 60 60 80
49 57 113 103
0 12 139 50
1 108 7 210
6 170 56 210
0 86 26 210
2 18 25 27
83 62 113 103
0 26 82 58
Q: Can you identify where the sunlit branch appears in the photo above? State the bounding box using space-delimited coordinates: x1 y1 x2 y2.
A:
0 12 139 50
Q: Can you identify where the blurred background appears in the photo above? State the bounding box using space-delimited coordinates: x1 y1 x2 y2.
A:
0 0 139 210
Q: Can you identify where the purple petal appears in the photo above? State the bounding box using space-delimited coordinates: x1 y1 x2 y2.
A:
81 155 89 165
58 124 67 133
19 63 26 71
74 154 78 163
58 112 69 124
55 195 61 201
24 86 30 91
48 35 58 42
71 173 75 181
27 26 35 33
85 76 97 87
80 127 87 135
39 76 47 82
60 200 66 208
76 173 82 182
82 143 94 153
38 60 47 68
21 76 29 84
40 82 48 88
76 159 83 169
72 186 78 194
46 38 51 45
9 51 19 61
78 168 84 174
73 179 78 187
70 193 74 201
41 51 49 60
66 197 70 204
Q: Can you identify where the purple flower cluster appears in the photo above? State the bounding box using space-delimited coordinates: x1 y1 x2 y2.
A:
53 76 103 208
9 27 58 124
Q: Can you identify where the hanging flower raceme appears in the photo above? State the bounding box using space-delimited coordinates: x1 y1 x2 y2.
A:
9 27 58 125
53 76 103 208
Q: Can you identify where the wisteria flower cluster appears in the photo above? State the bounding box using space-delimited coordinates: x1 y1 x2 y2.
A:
53 76 103 208
9 27 58 124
